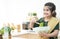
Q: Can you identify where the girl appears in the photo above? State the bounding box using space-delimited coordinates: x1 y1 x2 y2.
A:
29 2 59 39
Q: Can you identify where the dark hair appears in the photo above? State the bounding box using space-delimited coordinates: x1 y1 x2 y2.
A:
45 2 56 17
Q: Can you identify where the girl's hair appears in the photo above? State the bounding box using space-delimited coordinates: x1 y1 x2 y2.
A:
45 2 56 17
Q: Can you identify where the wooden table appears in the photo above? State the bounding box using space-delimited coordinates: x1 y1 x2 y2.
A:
10 33 40 39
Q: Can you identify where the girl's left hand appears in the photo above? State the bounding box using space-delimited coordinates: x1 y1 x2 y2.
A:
38 33 50 37
42 33 50 37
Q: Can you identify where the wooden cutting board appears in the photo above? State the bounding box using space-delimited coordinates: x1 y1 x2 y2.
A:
12 33 40 39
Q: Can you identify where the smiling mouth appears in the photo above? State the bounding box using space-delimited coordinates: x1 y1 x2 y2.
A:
44 13 48 15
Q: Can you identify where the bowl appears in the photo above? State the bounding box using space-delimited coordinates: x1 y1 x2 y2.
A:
33 26 50 33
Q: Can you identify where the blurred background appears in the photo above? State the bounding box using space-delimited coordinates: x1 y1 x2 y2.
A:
0 0 60 29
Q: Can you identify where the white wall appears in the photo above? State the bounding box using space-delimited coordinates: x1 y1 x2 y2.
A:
0 0 60 29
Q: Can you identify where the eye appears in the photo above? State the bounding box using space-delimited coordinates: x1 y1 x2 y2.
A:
46 9 49 11
43 9 49 11
43 6 50 11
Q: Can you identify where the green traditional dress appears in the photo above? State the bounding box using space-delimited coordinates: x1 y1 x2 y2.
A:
34 17 59 39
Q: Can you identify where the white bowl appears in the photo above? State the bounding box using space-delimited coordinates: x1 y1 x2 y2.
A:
33 26 50 33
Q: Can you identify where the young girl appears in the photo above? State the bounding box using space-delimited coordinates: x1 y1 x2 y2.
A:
29 2 59 39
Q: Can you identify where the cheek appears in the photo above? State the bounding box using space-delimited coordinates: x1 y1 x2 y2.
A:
47 11 51 16
48 13 51 16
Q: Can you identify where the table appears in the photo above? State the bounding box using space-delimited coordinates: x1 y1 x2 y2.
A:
10 33 40 39
10 30 60 39
10 30 40 39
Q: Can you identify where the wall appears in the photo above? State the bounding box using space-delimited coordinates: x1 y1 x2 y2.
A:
0 0 60 29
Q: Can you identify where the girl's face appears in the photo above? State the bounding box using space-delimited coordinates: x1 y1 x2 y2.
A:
43 6 52 17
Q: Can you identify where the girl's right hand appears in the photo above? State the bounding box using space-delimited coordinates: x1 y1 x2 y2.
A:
30 17 37 23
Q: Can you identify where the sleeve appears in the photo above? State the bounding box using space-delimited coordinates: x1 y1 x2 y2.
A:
33 19 40 27
33 18 44 27
54 23 59 30
33 23 39 27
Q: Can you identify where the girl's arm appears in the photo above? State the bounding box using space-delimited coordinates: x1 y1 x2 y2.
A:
47 30 59 37
39 30 59 37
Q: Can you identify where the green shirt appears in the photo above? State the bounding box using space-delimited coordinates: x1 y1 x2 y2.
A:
34 18 59 39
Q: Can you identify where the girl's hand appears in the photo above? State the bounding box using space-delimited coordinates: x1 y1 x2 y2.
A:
39 33 44 37
30 17 37 23
42 33 50 37
28 17 36 29
38 32 50 37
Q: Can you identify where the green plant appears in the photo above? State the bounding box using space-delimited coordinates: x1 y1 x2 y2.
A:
0 27 11 35
32 13 37 16
0 28 4 35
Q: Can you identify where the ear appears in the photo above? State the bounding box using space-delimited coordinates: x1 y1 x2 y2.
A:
52 11 55 13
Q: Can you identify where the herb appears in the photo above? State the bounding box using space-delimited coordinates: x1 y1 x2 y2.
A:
32 13 37 16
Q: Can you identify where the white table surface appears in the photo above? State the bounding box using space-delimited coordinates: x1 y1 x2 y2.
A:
11 29 38 36
11 29 60 39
